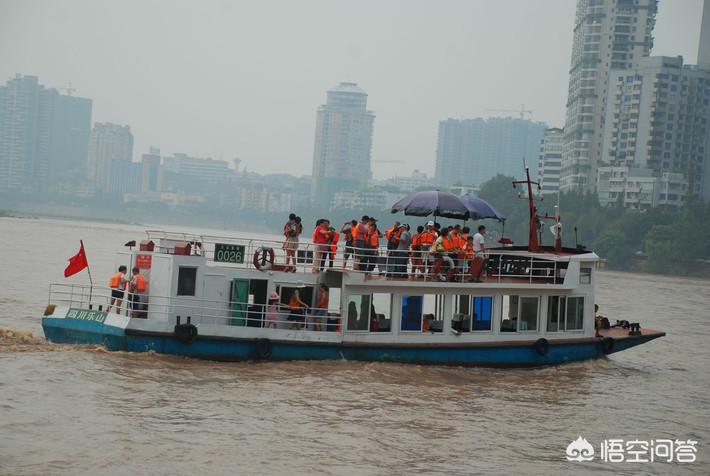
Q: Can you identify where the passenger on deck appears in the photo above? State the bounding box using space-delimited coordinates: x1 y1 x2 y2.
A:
312 219 331 273
340 220 357 268
287 289 309 330
352 215 369 271
419 222 437 275
108 265 128 314
265 292 281 329
473 225 486 255
384 221 402 277
395 224 411 277
282 213 300 272
327 227 339 269
430 228 456 281
128 267 148 318
410 225 424 277
314 284 329 331
365 218 381 273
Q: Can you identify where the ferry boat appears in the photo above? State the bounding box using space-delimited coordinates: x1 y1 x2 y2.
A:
41 174 665 367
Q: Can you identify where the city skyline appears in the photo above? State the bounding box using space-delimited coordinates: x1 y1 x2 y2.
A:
0 0 703 180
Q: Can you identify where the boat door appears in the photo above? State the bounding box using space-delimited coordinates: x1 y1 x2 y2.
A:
203 274 228 325
230 279 249 326
229 278 269 327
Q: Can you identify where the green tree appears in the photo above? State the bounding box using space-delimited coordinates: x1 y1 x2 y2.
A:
592 229 633 269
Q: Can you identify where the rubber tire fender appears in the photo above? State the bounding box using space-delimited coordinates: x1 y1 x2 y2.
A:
255 338 273 360
601 336 615 354
534 338 550 357
175 324 198 345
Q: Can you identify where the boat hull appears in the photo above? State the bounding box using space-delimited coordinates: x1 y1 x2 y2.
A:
41 313 664 368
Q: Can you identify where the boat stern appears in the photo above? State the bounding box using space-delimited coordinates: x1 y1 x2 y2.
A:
42 305 130 350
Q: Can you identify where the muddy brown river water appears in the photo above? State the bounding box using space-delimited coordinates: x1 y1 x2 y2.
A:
1 217 708 475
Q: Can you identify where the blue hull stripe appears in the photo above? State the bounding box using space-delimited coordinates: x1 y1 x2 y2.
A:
42 318 662 367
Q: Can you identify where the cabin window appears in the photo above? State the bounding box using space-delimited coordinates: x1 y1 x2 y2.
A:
346 294 370 331
401 295 444 332
580 267 592 284
177 267 197 296
547 296 566 332
501 295 539 332
472 296 493 331
500 295 518 332
566 297 585 330
371 293 392 332
454 295 493 332
547 296 584 331
518 297 539 331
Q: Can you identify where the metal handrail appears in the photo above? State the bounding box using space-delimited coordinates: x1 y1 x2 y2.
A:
140 230 567 284
48 283 342 332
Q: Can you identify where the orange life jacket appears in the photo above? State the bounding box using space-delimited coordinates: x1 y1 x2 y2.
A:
109 272 125 290
441 236 456 252
463 241 474 260
352 222 366 241
133 274 148 293
419 231 436 245
385 226 401 243
368 227 379 247
330 231 340 253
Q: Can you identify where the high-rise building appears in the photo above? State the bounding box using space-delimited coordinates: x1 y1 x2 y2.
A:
538 128 564 194
435 117 546 187
141 147 163 193
108 159 141 194
310 82 375 205
560 0 657 193
600 56 710 202
88 122 134 190
162 153 231 192
0 74 91 189
699 0 710 69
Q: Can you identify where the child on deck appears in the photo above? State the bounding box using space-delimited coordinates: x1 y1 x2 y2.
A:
265 292 281 329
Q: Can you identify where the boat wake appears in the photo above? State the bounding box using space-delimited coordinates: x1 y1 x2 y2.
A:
0 326 104 353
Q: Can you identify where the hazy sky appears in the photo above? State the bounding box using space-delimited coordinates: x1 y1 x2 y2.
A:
0 0 704 179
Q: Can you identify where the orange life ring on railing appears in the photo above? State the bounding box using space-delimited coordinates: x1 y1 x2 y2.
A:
253 247 275 271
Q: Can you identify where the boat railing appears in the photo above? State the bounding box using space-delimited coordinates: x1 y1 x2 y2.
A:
47 283 343 332
143 230 567 284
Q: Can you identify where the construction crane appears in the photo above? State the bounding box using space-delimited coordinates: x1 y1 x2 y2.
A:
60 82 76 96
486 104 533 120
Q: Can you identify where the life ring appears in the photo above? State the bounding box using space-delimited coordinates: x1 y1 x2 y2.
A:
534 338 549 357
253 247 275 271
255 338 273 360
174 323 198 345
601 337 615 354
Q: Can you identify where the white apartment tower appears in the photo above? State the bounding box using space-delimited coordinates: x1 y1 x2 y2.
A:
560 0 657 193
311 82 375 206
600 56 710 202
539 128 565 194
88 122 133 189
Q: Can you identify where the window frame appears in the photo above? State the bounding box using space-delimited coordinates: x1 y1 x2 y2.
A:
400 294 445 332
176 266 198 296
500 295 540 333
454 295 494 332
564 296 585 332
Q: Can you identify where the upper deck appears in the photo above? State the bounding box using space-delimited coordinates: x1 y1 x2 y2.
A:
134 229 599 290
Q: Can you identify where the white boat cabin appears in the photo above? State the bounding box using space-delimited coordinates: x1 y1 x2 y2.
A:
43 230 604 345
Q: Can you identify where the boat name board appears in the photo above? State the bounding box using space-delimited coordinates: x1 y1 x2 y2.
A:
66 308 108 324
135 254 152 269
214 243 245 264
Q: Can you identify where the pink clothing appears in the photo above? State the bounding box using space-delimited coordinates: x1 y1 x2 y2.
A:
265 303 280 327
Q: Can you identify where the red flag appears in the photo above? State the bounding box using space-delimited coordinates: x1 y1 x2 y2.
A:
64 241 89 277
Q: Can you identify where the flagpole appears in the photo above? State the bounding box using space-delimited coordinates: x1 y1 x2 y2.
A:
82 240 94 304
